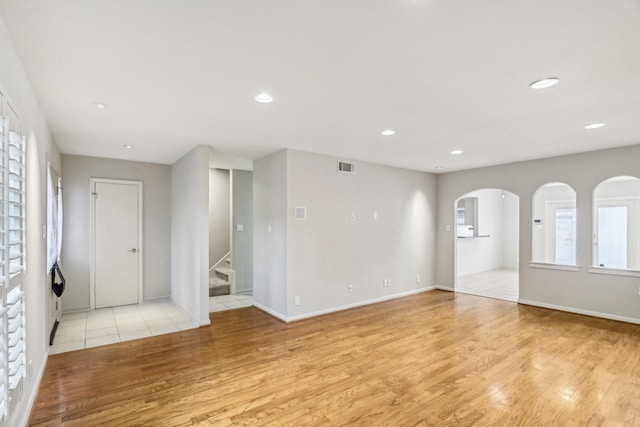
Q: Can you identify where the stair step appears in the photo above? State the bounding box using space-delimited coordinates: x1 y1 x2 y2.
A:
209 275 230 297
209 284 230 297
209 277 228 286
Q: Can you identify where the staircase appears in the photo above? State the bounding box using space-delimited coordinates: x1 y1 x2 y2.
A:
209 256 233 297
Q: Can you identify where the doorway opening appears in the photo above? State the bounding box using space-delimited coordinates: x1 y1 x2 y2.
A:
208 169 254 312
454 189 519 302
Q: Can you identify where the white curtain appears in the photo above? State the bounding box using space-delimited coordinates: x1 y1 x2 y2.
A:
46 165 63 271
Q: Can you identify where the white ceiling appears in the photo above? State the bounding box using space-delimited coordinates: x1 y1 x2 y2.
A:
1 0 640 172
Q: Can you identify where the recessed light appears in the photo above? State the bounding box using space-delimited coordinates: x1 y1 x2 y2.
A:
529 78 560 89
123 145 134 149
584 122 606 129
255 93 273 103
450 150 464 155
94 102 109 109
381 129 395 136
435 165 444 170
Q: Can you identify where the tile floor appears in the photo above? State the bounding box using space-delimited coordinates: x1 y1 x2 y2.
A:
456 268 518 302
209 294 253 312
50 301 197 355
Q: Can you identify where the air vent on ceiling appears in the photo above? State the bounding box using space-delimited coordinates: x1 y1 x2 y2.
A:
338 160 356 174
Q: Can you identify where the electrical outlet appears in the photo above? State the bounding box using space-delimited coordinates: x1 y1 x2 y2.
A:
350 212 356 220
294 296 300 306
348 285 353 293
383 279 387 288
372 211 378 220
387 279 391 287
416 275 420 284
28 360 33 379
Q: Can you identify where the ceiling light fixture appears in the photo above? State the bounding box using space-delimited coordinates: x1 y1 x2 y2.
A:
584 122 606 129
255 93 273 103
435 165 444 170
529 77 560 89
450 150 464 155
94 102 109 109
381 129 395 136
123 144 134 149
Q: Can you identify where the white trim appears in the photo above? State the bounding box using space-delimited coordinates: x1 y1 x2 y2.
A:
528 262 580 272
142 295 171 302
89 178 144 310
593 196 640 269
287 287 436 323
518 298 640 325
588 267 640 278
252 302 288 322
435 285 454 291
13 353 47 427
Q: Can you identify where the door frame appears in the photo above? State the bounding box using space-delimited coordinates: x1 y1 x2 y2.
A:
89 178 144 310
593 196 639 269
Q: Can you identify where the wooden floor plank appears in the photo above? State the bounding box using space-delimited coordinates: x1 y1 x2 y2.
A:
30 291 640 426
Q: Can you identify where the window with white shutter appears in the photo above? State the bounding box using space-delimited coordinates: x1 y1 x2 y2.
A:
0 91 26 426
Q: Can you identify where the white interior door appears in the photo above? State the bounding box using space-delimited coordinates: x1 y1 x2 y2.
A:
93 180 141 308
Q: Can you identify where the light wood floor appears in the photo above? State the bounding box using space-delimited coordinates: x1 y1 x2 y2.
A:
30 290 640 426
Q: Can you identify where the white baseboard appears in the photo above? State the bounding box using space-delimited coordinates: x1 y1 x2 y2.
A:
285 287 436 323
253 302 288 322
142 295 171 302
16 353 48 427
435 285 454 291
518 298 640 325
234 289 253 296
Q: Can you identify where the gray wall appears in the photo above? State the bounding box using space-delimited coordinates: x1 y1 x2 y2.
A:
253 150 288 317
61 154 171 311
232 170 253 293
253 149 437 320
208 168 230 268
437 144 640 321
171 145 210 326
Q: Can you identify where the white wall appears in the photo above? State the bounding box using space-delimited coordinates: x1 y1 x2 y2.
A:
502 191 519 269
61 155 172 310
455 189 519 275
171 145 210 326
231 170 253 293
253 150 288 318
253 149 437 321
209 168 230 268
456 189 505 276
0 13 61 427
437 144 640 322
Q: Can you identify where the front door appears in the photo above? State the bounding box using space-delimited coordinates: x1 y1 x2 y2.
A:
92 180 141 308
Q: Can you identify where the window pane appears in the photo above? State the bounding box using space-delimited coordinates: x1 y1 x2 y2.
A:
598 206 627 269
555 208 576 265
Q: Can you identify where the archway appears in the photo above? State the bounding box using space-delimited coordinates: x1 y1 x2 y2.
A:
454 188 519 302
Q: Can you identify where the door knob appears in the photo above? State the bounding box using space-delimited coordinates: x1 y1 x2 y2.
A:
128 248 137 253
